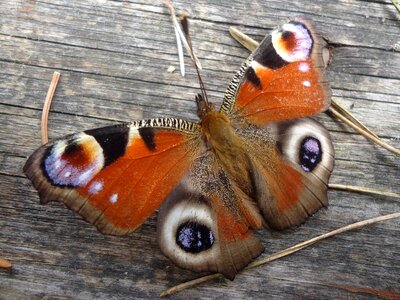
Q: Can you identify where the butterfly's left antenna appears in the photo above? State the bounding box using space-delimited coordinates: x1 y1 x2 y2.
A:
180 13 211 114
165 1 211 117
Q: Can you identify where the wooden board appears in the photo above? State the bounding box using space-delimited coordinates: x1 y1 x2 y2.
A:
0 0 399 298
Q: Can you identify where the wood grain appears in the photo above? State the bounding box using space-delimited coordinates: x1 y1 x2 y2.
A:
0 0 399 299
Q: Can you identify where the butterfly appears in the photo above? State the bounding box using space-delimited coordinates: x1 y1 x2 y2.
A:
24 18 334 280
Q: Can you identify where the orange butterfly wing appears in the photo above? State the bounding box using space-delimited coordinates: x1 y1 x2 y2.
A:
221 19 331 125
222 20 335 230
24 119 201 235
157 179 264 280
240 118 335 230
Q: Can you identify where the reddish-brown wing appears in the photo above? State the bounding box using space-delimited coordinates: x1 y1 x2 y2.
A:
24 119 201 235
221 19 331 125
157 179 264 280
238 118 334 229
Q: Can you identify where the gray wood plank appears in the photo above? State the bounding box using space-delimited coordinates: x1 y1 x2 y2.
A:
0 0 399 299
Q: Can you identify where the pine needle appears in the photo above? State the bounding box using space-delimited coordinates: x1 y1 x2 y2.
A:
331 99 378 138
327 106 400 157
228 27 258 52
391 0 400 12
329 183 400 199
41 72 61 145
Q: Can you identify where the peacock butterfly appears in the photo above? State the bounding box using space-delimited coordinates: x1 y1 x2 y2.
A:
24 18 334 280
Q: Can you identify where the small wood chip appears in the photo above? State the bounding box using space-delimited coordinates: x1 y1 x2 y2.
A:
0 258 12 269
167 66 176 73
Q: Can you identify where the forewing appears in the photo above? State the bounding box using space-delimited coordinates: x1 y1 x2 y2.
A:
24 118 201 235
239 118 334 229
221 19 331 125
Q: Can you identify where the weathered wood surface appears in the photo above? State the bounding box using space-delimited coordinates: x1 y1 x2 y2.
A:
0 0 399 299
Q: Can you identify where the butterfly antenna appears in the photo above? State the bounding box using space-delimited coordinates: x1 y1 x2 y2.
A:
165 1 210 116
179 13 210 108
165 0 202 72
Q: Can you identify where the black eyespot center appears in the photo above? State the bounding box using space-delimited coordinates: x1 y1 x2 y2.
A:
63 141 81 155
299 136 322 172
281 30 293 40
176 221 214 254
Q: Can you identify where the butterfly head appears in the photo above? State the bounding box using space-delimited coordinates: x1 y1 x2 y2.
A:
195 93 218 119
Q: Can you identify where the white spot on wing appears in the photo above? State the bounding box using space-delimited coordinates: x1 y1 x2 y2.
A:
302 80 311 87
109 193 118 204
55 160 61 169
78 169 94 184
89 180 104 195
299 62 310 72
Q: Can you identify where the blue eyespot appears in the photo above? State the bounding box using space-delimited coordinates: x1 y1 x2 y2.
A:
176 222 214 253
299 136 322 172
